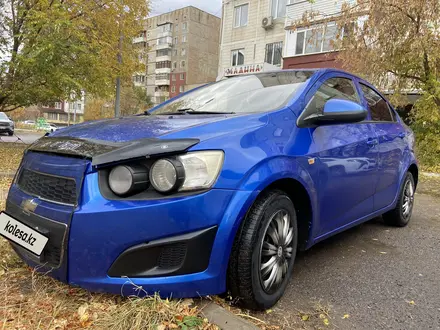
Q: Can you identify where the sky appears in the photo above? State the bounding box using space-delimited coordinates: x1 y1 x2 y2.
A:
151 0 223 17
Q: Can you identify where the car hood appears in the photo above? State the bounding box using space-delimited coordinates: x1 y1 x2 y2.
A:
51 113 263 143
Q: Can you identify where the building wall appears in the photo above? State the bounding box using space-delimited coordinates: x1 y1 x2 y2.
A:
218 0 285 79
283 51 342 69
283 0 347 69
170 72 187 99
142 6 221 105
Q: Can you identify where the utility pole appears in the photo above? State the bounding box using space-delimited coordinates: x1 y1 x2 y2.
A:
115 32 122 118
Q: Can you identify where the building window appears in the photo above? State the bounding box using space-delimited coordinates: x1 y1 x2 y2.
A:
77 103 82 111
181 60 186 68
171 85 176 93
157 37 171 45
173 49 178 56
48 113 58 120
59 114 68 122
174 37 178 45
295 23 339 55
156 73 170 80
182 22 187 30
234 4 249 28
180 73 185 80
172 74 176 81
173 61 177 69
54 102 62 109
265 42 283 66
271 0 287 19
179 86 184 93
175 23 179 31
181 48 186 56
157 49 170 57
156 61 171 69
160 23 171 32
231 49 245 66
182 35 187 43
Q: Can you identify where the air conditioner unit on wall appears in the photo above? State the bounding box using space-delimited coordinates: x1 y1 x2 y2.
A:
262 16 274 30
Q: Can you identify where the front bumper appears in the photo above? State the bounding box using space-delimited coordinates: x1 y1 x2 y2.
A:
7 167 256 297
0 126 13 133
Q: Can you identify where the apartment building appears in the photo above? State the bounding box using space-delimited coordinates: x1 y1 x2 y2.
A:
218 0 287 79
283 0 347 69
133 6 221 105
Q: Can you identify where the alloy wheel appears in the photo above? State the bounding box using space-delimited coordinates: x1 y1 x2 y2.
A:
259 210 294 293
402 179 414 219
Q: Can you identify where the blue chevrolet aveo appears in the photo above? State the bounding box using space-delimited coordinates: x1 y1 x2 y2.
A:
1 69 417 310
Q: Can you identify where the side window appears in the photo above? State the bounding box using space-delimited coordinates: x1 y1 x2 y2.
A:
302 77 359 119
360 84 394 122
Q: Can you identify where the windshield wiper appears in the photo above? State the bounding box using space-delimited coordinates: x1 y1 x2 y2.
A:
175 108 236 115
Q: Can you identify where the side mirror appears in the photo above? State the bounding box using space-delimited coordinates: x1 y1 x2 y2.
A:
317 99 367 125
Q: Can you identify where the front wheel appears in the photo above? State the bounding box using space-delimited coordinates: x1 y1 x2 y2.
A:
383 172 415 227
227 190 298 310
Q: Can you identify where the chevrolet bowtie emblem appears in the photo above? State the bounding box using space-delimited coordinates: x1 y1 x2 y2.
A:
21 198 39 214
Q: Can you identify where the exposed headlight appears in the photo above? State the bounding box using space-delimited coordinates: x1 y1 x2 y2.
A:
178 151 224 191
149 159 185 193
149 151 224 194
108 165 149 196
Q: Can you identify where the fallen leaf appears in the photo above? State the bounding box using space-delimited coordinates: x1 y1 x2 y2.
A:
342 314 350 319
265 309 273 314
323 318 330 326
379 251 387 254
78 303 88 317
409 300 415 305
157 325 166 330
301 314 310 321
372 238 378 241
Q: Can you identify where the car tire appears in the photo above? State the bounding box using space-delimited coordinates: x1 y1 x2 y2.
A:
227 190 298 310
383 172 415 227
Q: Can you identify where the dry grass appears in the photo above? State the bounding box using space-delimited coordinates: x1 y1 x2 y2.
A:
0 143 27 173
0 238 217 329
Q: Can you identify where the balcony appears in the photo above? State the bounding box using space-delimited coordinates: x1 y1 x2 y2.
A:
157 30 172 38
155 68 171 74
156 43 172 50
155 78 170 86
156 55 171 62
133 36 147 44
154 90 169 97
285 0 344 28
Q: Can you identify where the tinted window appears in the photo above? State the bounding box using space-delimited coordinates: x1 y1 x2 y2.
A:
152 71 316 115
301 77 359 119
360 84 394 122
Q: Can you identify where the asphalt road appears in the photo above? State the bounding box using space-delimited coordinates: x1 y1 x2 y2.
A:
0 130 44 144
256 192 440 329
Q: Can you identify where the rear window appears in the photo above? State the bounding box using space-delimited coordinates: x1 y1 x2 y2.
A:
152 71 316 115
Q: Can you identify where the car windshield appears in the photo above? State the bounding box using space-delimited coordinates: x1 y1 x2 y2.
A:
151 71 316 115
0 112 8 120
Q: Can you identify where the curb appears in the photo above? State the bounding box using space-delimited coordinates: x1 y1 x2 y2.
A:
197 302 260 330
421 172 440 178
0 171 16 178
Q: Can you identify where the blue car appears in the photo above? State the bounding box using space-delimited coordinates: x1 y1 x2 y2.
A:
0 69 417 310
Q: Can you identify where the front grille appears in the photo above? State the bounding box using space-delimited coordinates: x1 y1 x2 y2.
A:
157 243 187 269
0 122 9 126
17 169 77 205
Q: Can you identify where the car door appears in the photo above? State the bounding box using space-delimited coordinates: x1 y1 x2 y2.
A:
301 74 380 237
359 83 406 211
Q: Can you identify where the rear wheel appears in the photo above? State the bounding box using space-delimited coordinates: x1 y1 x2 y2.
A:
383 172 415 227
227 190 298 310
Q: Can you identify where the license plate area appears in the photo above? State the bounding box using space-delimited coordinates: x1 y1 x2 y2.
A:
0 212 49 256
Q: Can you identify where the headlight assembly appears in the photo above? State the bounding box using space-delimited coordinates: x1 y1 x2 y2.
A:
108 165 149 196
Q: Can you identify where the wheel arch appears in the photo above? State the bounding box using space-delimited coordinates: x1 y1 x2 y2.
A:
407 163 419 188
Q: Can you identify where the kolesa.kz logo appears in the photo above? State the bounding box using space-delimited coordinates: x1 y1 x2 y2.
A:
4 220 36 246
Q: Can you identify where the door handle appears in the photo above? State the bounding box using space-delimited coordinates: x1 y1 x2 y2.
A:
367 138 378 146
398 132 406 139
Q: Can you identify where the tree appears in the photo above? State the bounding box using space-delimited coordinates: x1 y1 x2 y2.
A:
0 0 149 112
294 0 440 169
84 85 152 121
293 0 440 104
